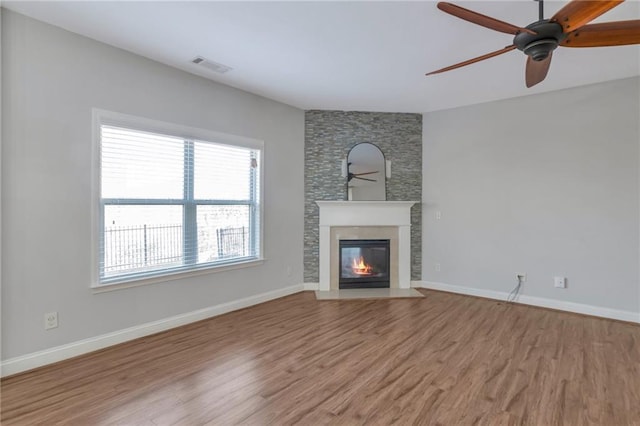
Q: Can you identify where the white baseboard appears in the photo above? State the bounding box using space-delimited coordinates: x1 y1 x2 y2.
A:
303 282 319 291
418 281 639 324
5 281 635 377
0 284 304 378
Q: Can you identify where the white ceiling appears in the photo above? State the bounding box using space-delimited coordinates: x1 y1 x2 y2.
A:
4 1 639 113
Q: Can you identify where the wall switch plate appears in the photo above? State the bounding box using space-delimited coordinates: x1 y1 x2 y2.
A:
436 211 442 220
45 312 58 330
554 276 566 288
435 263 441 272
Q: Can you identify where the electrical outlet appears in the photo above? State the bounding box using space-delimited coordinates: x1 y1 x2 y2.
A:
516 273 527 282
554 276 566 288
286 266 292 277
435 263 441 272
45 312 58 330
436 211 442 220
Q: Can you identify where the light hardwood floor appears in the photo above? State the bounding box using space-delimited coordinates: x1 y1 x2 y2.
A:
1 290 639 425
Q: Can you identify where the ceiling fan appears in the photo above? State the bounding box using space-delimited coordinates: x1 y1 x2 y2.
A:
346 163 379 183
426 0 640 87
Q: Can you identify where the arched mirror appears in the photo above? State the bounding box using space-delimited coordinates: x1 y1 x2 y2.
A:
346 143 386 201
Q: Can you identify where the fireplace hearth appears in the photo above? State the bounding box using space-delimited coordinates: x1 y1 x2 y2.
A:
339 239 390 289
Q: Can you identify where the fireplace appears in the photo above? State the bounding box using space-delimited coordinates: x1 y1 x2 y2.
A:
316 201 416 291
339 239 390 289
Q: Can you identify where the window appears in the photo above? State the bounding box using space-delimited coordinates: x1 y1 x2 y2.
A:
95 111 262 286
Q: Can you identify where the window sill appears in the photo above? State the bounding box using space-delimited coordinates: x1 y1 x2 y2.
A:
91 258 265 294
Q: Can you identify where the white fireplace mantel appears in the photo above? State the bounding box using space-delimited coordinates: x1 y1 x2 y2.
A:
316 201 417 291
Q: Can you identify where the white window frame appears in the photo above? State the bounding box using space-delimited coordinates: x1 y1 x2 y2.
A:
91 109 264 290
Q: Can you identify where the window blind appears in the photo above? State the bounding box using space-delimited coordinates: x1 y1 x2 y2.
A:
99 124 261 285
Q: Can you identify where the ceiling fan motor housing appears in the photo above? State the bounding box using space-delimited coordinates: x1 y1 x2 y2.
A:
514 20 566 61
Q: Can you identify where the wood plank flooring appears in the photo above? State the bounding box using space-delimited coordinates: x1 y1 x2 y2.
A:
2 289 639 425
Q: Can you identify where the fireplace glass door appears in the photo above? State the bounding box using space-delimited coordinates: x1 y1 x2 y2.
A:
339 239 390 289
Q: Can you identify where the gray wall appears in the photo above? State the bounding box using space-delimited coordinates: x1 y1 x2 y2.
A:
304 111 422 282
1 10 304 359
423 77 640 314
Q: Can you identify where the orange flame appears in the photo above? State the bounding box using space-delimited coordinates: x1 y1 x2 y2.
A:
351 256 373 275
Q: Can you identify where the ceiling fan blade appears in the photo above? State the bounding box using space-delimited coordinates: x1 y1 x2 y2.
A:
551 0 624 33
525 54 553 88
437 2 536 35
354 176 377 182
561 20 640 47
426 45 517 76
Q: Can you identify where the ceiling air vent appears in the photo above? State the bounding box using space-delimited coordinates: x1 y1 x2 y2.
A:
191 56 232 74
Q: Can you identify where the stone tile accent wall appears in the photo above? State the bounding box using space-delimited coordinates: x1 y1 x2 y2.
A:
304 110 422 282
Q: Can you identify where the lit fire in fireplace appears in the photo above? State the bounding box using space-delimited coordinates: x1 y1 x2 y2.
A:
351 256 373 275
